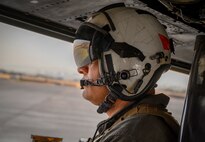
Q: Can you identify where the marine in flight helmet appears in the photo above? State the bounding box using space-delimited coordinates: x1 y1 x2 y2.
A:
73 5 171 113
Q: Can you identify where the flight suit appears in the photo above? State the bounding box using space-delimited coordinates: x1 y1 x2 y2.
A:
89 94 179 142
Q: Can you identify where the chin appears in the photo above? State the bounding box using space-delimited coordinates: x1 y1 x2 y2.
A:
82 93 102 106
82 86 108 106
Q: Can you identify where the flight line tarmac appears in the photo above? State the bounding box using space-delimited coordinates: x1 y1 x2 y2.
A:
0 79 185 142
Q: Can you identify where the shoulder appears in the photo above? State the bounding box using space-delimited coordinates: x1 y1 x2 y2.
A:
100 114 177 142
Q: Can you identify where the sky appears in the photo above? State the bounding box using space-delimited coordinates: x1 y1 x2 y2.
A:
0 22 189 91
0 22 80 80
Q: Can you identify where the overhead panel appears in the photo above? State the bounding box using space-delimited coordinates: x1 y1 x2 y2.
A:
0 0 204 73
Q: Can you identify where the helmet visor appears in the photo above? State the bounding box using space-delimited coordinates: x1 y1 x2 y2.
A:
73 39 91 68
74 22 111 68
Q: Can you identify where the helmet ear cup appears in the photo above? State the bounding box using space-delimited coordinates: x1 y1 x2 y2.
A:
142 64 171 95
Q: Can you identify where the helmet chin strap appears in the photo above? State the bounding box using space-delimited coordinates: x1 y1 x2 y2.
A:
80 74 117 89
80 77 112 89
80 79 104 89
97 89 118 113
80 75 121 114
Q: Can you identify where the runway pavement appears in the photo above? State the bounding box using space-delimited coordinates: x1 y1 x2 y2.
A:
0 79 185 142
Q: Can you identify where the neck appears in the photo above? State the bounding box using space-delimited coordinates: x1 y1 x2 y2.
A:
106 99 131 117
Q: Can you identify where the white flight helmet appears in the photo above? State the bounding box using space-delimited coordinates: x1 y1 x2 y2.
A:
74 6 171 101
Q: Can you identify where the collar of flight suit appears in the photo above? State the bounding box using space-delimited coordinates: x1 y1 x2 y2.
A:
97 93 170 134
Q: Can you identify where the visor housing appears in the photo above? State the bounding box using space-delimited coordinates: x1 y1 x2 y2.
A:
74 22 114 67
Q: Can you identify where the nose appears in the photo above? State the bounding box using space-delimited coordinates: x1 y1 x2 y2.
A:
77 65 89 75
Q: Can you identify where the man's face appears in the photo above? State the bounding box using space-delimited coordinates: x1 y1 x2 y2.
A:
77 60 109 105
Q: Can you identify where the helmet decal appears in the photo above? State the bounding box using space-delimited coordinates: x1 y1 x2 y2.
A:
159 33 170 50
